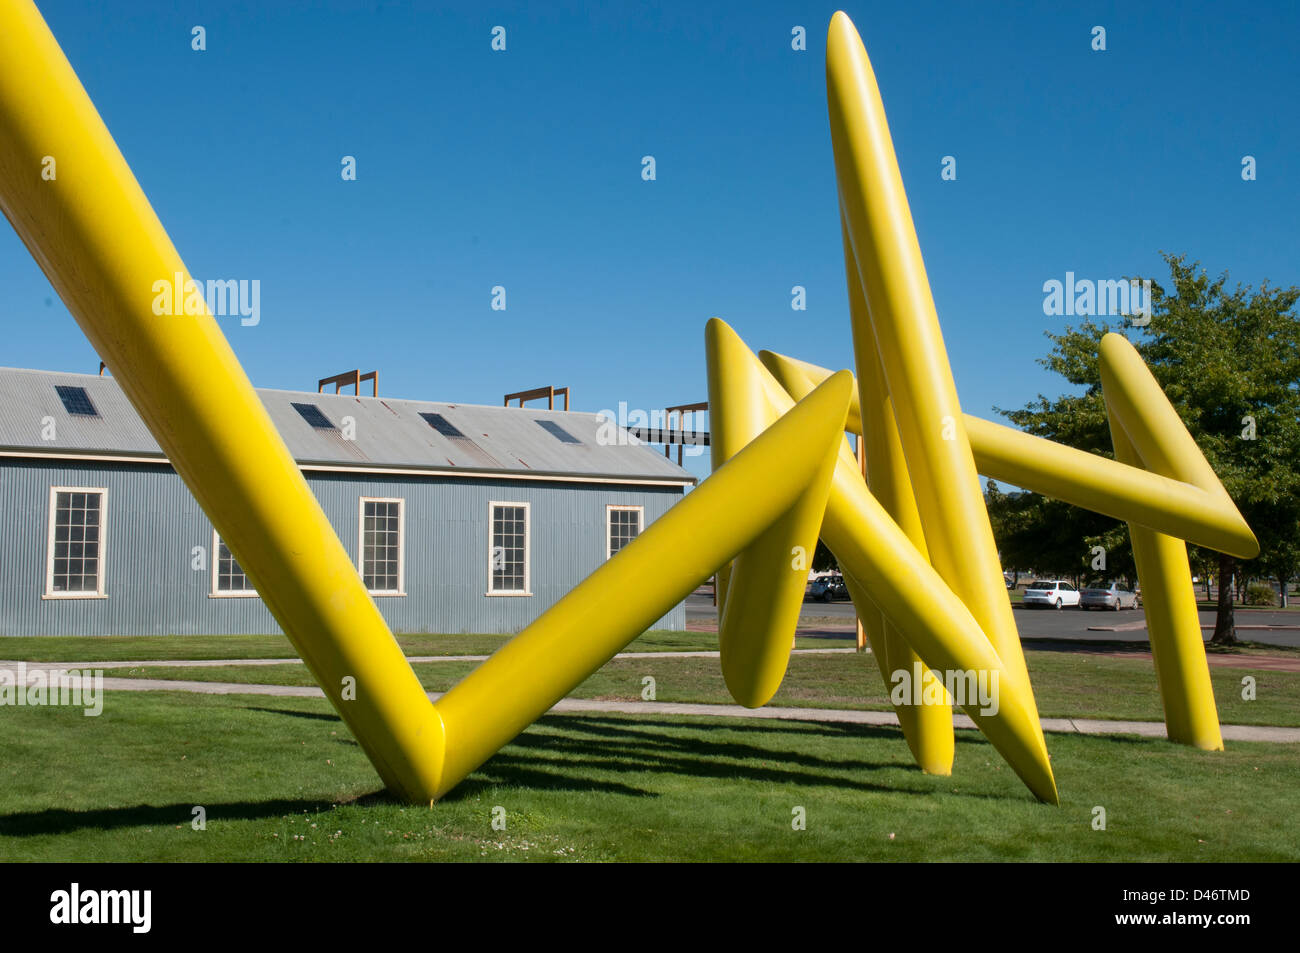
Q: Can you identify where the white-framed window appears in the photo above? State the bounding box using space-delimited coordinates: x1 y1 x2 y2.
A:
488 501 530 595
606 504 643 559
359 497 405 595
211 530 258 598
45 486 107 598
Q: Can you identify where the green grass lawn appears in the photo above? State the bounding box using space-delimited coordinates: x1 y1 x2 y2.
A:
1195 601 1300 612
0 691 1295 861
109 647 1300 727
0 629 828 662
1202 641 1300 658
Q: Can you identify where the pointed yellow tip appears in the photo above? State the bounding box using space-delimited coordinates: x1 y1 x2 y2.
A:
1098 330 1134 359
823 368 855 407
827 10 860 49
704 316 738 351
1035 770 1060 806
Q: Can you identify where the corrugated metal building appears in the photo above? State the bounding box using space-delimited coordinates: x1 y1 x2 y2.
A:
0 367 694 637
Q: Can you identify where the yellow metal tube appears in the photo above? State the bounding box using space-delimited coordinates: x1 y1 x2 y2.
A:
964 415 1256 558
706 321 848 708
1101 334 1226 749
826 12 1051 784
1110 425 1223 749
0 0 445 801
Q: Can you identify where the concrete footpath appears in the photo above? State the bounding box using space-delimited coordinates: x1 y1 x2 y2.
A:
42 673 1300 745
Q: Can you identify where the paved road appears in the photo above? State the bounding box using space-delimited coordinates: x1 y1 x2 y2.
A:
685 592 1300 649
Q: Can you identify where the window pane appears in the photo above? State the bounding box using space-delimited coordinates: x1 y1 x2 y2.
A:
608 508 641 558
362 501 402 591
51 491 102 593
216 538 254 593
491 504 527 591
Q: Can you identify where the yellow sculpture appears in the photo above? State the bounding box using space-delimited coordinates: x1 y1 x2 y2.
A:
0 1 1254 806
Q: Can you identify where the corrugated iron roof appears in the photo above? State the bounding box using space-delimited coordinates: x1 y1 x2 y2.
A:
0 367 695 485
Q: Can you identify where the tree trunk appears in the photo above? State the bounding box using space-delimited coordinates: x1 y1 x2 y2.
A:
1281 575 1290 609
1211 553 1237 645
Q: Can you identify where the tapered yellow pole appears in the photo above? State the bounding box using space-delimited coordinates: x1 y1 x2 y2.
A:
0 0 445 801
826 11 1053 794
707 321 847 708
1101 333 1227 749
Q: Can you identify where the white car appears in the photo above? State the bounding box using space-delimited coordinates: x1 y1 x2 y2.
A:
1023 579 1081 609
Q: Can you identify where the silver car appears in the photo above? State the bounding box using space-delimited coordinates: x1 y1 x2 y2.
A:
1080 582 1140 611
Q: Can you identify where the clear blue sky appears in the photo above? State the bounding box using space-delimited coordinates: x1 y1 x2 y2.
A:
3 1 1296 483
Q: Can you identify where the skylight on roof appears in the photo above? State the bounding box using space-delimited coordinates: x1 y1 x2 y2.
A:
535 419 581 444
292 402 336 430
55 385 98 417
421 412 467 439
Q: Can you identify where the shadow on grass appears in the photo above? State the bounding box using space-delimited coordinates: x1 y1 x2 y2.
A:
794 631 857 642
0 797 352 837
1022 639 1154 656
2 711 1169 828
546 712 990 747
540 714 908 766
445 714 993 800
240 705 342 723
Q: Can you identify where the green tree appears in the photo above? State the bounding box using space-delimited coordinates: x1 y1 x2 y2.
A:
1253 500 1300 608
996 254 1300 643
812 538 838 573
987 484 1096 584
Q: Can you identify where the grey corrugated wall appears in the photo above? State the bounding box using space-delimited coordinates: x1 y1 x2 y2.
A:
0 459 687 636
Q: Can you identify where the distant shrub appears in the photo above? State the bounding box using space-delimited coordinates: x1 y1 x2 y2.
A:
1245 582 1276 607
